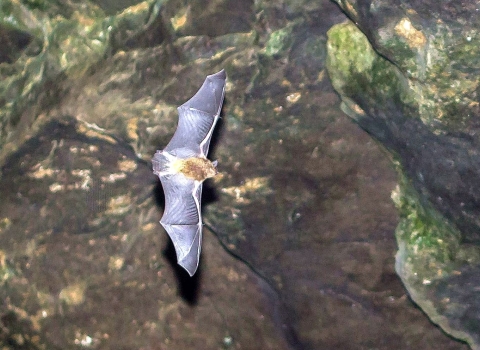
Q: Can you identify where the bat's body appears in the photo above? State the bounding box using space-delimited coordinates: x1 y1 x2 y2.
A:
153 70 226 276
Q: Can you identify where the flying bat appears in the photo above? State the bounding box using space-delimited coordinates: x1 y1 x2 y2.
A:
152 70 226 276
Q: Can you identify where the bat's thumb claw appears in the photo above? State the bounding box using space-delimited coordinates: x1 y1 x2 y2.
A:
212 160 218 168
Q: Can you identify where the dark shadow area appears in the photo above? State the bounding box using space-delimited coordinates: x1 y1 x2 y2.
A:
152 177 166 210
163 239 202 305
202 178 219 206
0 25 35 64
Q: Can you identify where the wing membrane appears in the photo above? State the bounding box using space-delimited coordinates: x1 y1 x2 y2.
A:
182 70 226 116
160 178 203 276
164 70 226 157
163 108 216 155
153 70 226 276
160 175 201 225
161 223 202 276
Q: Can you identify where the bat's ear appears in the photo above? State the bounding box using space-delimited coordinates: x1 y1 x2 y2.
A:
212 160 218 168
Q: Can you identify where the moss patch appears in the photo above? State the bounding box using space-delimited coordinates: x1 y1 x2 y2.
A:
326 21 416 117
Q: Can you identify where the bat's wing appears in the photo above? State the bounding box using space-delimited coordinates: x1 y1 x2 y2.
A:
164 69 226 158
159 171 203 276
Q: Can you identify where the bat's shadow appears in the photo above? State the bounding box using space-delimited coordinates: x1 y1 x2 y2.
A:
163 239 202 304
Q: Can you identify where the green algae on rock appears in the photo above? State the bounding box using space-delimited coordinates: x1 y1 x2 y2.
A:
0 0 160 163
326 2 480 347
393 170 480 347
326 21 417 118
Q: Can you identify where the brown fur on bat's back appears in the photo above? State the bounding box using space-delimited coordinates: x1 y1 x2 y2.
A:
171 157 217 182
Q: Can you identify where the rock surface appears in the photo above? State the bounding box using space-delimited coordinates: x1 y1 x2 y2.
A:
0 0 473 349
327 0 480 348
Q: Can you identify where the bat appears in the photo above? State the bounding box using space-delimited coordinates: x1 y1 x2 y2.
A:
152 70 226 276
